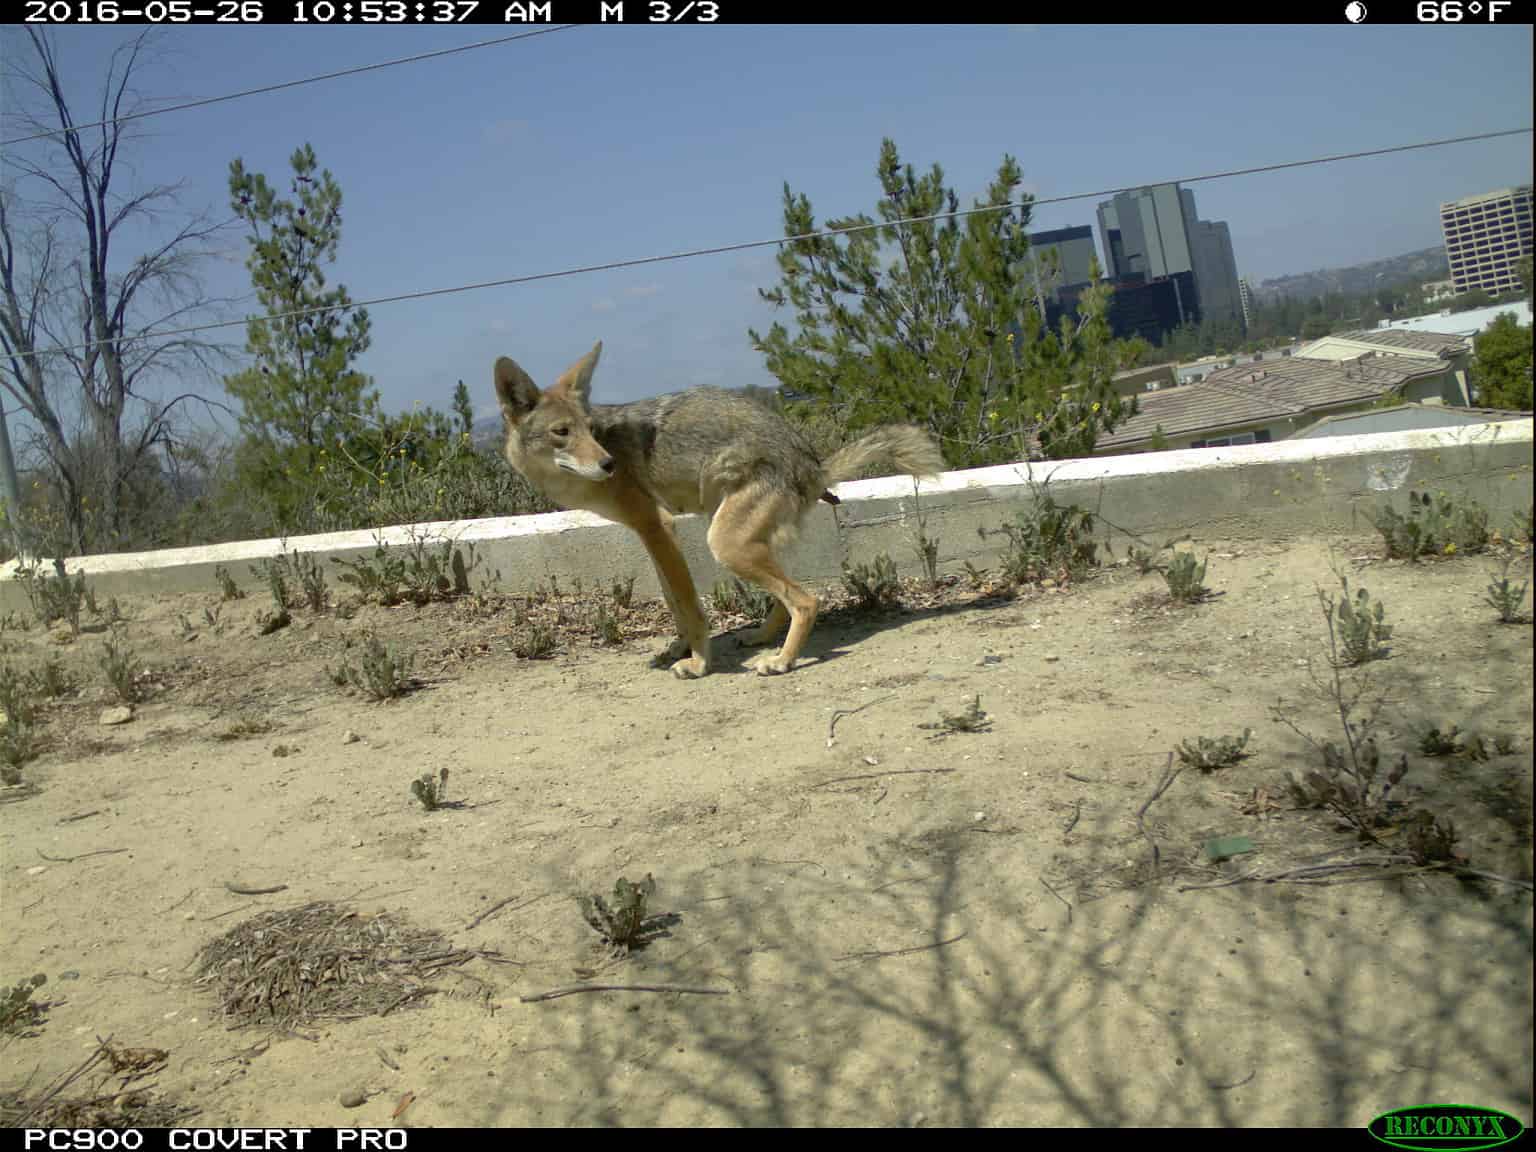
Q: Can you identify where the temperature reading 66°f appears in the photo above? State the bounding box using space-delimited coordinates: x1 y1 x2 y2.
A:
1417 0 1513 18
649 0 720 19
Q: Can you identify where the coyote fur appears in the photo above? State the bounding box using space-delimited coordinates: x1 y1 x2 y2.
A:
492 341 944 678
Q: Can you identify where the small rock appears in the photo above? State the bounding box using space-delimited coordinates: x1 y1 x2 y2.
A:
976 654 1002 666
27 865 46 876
99 705 133 726
60 970 79 981
339 1090 368 1109
342 730 360 745
863 756 880 766
973 811 987 822
1044 654 1060 663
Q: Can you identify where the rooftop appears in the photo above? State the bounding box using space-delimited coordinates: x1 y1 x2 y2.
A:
1099 356 1447 449
1440 185 1532 210
1324 328 1473 357
1374 301 1533 338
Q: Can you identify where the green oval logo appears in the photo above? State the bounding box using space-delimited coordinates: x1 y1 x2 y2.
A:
1369 1104 1526 1151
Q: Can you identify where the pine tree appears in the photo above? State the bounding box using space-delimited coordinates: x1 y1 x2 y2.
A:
750 139 1141 466
452 380 475 438
225 144 375 520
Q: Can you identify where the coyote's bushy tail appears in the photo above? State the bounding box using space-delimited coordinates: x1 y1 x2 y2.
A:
822 424 946 487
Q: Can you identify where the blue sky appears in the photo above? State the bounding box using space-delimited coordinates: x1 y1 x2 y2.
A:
2 23 1531 430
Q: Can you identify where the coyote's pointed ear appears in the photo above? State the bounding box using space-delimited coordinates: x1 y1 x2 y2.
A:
494 357 540 425
552 341 603 409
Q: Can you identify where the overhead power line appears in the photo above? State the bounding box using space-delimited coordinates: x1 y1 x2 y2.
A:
0 25 583 148
9 126 1531 364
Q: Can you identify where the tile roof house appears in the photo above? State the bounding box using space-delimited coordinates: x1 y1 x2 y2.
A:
1307 328 1472 359
1295 328 1472 406
1095 355 1461 453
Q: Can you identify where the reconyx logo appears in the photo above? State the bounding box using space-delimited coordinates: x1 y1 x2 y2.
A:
1370 1104 1526 1151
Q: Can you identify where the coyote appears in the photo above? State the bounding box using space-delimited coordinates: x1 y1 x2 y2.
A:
492 341 943 678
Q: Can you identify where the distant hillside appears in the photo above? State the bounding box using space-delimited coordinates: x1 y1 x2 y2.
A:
471 415 501 446
1253 246 1450 302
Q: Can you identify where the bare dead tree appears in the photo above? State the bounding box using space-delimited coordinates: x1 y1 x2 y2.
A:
0 28 235 555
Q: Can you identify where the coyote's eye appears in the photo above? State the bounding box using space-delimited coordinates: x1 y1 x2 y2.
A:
552 426 570 437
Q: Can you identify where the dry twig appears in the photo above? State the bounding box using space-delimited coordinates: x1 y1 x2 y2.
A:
518 984 730 1003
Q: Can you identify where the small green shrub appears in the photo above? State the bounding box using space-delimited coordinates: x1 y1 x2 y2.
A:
710 578 773 622
591 603 624 647
1484 558 1530 624
1372 489 1490 561
841 552 900 609
334 633 415 700
0 973 49 1036
333 538 477 607
1285 738 1409 837
1163 551 1211 603
513 622 558 660
1332 576 1392 666
1176 728 1252 771
1417 724 1489 761
980 488 1098 585
580 873 659 955
0 664 40 770
411 767 450 811
26 657 74 701
214 565 244 601
100 629 143 704
15 558 91 637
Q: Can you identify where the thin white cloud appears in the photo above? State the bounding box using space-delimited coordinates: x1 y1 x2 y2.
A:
626 282 663 298
592 298 617 313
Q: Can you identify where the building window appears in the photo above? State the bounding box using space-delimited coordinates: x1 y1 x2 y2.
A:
1190 430 1266 450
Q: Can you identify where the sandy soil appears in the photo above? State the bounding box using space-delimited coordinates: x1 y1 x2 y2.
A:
2 533 1532 1129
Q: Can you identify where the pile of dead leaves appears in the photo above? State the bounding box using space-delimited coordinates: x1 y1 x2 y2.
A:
194 901 494 1028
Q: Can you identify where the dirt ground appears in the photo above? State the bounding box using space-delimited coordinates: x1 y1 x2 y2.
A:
2 532 1532 1129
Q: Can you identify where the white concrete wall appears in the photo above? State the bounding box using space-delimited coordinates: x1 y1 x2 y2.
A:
1 419 1530 613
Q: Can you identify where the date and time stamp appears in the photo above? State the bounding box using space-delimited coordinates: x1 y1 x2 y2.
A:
17 0 1521 23
22 0 720 22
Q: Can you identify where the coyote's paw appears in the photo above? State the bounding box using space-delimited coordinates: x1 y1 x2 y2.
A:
670 655 708 680
748 652 794 676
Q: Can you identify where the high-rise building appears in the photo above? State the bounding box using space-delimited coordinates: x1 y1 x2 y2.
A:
1238 278 1253 329
1024 226 1099 301
1096 183 1243 330
1097 185 1194 283
1050 271 1197 346
1439 186 1533 297
1189 218 1243 328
